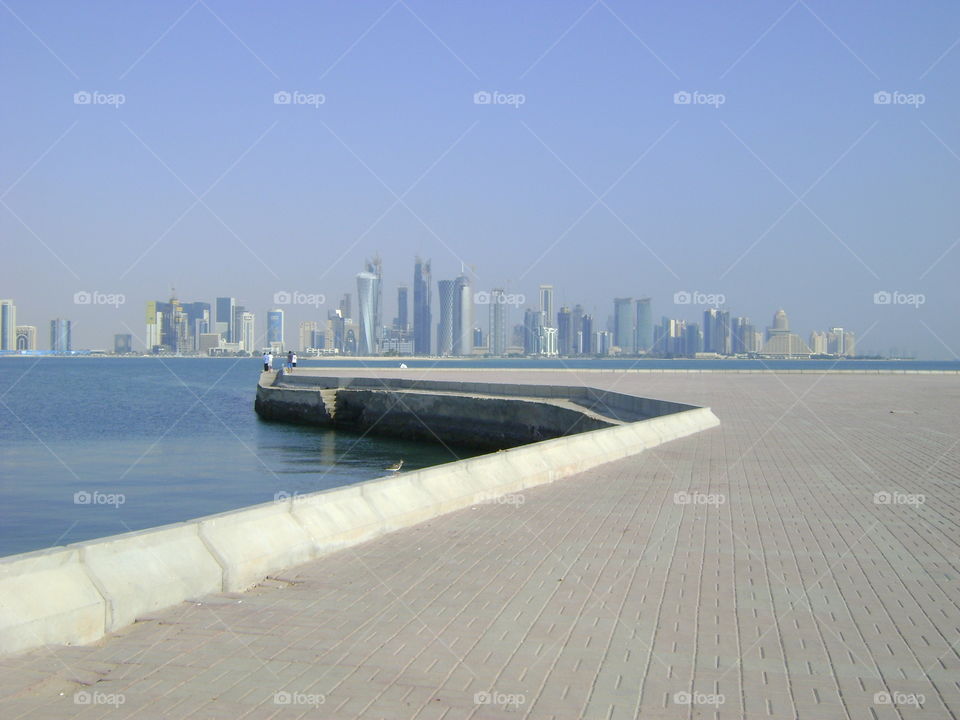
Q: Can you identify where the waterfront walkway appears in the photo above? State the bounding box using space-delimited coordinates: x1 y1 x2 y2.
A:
2 371 958 719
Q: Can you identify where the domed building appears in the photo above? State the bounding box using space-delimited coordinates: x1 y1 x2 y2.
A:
759 309 812 358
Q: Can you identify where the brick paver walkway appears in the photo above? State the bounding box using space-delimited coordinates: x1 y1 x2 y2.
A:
2 371 958 719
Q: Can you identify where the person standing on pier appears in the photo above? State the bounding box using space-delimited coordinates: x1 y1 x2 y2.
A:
263 351 272 372
286 350 294 373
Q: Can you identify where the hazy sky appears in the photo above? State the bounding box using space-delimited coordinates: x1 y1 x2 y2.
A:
2 0 958 358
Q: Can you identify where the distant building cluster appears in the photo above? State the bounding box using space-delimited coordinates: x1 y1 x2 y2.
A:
1 264 859 358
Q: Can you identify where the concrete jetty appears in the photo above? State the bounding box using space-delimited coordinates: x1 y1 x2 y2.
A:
1 369 958 719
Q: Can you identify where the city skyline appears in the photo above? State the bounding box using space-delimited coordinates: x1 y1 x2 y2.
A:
2 2 958 359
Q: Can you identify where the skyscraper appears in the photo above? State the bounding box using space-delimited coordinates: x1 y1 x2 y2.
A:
523 308 544 355
489 289 508 356
0 299 16 351
396 285 409 332
267 308 285 351
571 305 584 355
215 297 235 341
356 271 379 355
703 308 731 354
50 318 71 352
413 257 432 355
452 274 473 356
539 285 554 327
634 298 652 352
613 298 635 353
240 312 255 352
365 255 383 353
300 321 321 351
437 280 454 356
16 325 36 351
581 314 594 354
557 306 572 355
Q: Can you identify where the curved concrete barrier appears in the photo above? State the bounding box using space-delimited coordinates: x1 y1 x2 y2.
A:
0 378 719 657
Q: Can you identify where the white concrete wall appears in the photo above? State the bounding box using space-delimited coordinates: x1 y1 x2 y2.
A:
0 390 718 658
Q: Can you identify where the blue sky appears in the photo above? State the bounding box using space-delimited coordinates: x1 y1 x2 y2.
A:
1 0 958 357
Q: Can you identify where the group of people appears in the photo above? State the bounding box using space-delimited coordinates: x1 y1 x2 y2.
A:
261 350 298 373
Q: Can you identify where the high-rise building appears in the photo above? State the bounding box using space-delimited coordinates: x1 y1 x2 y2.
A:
557 306 572 355
356 271 379 355
240 312 255 352
472 327 483 349
523 308 543 355
596 330 611 355
145 301 161 351
541 326 558 356
731 317 754 354
413 257 432 355
300 321 321 351
339 293 352 320
437 280 454 356
539 285 554 327
684 323 703 355
215 297 235 341
634 298 652 352
489 288 508 356
396 286 409 332
0 299 16 351
16 325 36 351
571 305 584 355
809 331 828 354
703 308 731 354
182 301 211 351
366 256 383 352
613 298 635 354
114 334 133 354
759 309 812 357
267 308 285 352
452 274 473 356
50 318 71 352
581 314 594 354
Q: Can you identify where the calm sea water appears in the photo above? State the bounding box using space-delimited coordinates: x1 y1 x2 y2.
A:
0 358 477 557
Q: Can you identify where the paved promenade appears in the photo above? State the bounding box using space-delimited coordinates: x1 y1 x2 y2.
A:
2 371 959 719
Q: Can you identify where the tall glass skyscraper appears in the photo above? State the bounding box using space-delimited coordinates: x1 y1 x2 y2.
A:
634 298 653 352
267 308 285 351
215 297 235 342
556 306 572 355
413 257 432 355
0 299 16 351
539 285 554 328
396 286 408 331
356 271 379 355
613 297 635 353
452 274 472 356
489 289 507 356
437 279 454 356
50 318 71 352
